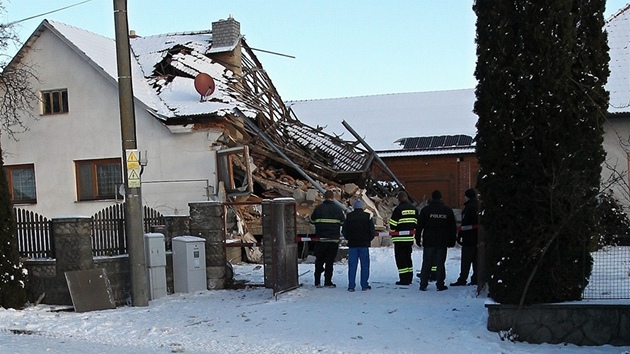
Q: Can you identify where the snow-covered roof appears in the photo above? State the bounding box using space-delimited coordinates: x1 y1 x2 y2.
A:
287 89 477 152
288 5 630 154
605 4 630 113
41 20 255 120
378 146 476 158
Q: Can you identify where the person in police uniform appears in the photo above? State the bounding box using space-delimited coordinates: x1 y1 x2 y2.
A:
310 190 345 288
389 191 417 285
416 190 457 291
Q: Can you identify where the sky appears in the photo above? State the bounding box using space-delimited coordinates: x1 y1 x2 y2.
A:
2 0 629 101
0 246 628 353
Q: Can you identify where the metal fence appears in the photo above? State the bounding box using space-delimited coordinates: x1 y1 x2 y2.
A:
91 204 126 257
15 204 165 258
91 203 165 256
14 208 54 259
582 235 630 300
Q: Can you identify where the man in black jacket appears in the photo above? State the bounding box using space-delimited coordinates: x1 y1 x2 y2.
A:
310 190 345 288
342 199 375 292
389 191 417 285
416 190 457 291
451 188 479 286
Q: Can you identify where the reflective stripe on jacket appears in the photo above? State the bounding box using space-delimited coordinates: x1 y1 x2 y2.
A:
310 199 345 240
389 200 417 243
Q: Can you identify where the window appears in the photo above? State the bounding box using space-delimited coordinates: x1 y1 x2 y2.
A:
75 159 122 201
41 89 69 115
5 164 37 204
216 146 253 197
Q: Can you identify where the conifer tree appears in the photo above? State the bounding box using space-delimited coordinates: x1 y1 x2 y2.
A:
0 148 27 309
0 1 37 309
473 0 609 304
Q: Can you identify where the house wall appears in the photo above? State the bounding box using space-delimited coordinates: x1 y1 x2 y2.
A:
603 116 630 207
2 29 222 218
381 152 479 209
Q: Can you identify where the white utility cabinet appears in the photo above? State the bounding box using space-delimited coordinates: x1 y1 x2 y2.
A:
144 233 167 300
172 236 207 293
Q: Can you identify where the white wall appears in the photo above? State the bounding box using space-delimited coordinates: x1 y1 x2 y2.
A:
2 29 221 218
603 116 630 208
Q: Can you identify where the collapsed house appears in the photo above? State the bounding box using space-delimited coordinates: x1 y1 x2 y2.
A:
2 17 405 260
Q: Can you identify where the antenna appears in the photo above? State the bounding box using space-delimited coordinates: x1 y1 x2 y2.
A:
249 47 295 59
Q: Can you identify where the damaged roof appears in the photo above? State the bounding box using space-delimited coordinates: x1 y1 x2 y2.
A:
29 20 257 120
10 19 407 197
286 89 478 152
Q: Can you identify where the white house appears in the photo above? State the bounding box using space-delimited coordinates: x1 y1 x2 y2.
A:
2 17 378 220
1 18 267 218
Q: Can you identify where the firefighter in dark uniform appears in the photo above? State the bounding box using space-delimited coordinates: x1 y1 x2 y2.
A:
389 191 417 285
310 190 345 288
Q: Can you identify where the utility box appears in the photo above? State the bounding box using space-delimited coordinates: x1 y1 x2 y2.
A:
172 236 207 293
144 233 167 300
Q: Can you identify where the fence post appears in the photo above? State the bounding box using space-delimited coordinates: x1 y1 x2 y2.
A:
262 198 299 294
51 216 94 305
161 215 190 251
189 201 225 290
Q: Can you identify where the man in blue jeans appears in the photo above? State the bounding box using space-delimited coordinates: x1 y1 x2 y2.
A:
342 199 375 292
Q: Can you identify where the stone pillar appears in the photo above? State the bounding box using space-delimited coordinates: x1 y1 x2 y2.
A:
52 216 94 305
188 201 225 289
158 215 190 251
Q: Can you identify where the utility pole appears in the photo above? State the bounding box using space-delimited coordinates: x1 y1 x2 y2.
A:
113 0 148 306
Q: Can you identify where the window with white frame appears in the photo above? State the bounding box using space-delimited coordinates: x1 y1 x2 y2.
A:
41 89 69 115
5 164 37 204
75 158 122 201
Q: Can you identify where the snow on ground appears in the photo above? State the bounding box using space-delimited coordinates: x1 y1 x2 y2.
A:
0 247 629 354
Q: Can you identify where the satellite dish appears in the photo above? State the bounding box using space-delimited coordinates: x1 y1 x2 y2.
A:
194 73 215 99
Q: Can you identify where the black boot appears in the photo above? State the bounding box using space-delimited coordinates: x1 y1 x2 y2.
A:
450 279 467 286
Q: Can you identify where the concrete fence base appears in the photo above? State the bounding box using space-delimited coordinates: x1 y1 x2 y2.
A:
486 301 630 346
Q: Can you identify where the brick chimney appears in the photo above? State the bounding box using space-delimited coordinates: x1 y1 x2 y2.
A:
210 15 242 75
211 15 240 50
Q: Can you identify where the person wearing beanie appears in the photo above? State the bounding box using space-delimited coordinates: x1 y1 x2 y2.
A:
388 191 418 286
310 190 345 288
451 188 479 287
342 198 375 292
416 189 457 291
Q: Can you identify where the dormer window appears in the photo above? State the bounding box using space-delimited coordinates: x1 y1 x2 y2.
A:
41 89 69 115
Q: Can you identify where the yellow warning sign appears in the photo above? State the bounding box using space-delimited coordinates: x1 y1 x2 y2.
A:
126 149 141 188
126 150 140 170
129 170 140 180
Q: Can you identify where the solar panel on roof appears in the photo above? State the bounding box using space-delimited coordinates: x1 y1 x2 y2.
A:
402 137 420 149
444 135 459 146
397 135 474 150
